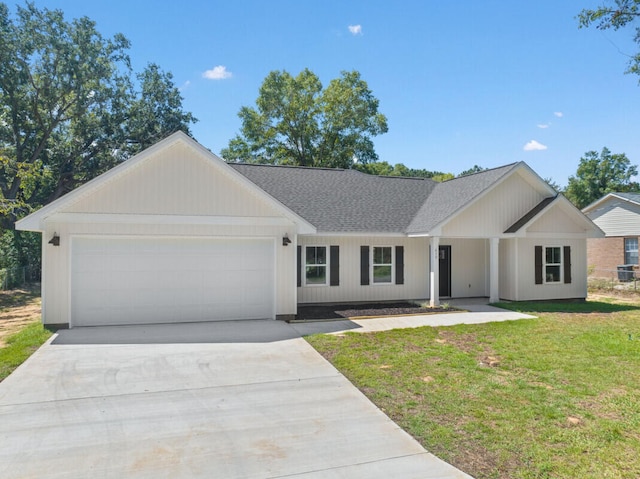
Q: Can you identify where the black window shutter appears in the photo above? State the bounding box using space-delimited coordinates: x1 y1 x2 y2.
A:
297 245 302 287
395 246 404 285
330 245 340 286
535 245 543 285
563 246 572 284
360 246 370 285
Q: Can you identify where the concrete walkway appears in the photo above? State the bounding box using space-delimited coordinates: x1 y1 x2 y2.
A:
0 304 529 478
291 299 535 336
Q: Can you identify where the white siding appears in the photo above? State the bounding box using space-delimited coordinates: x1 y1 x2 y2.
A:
297 236 489 304
514 238 587 301
66 142 282 218
586 199 640 237
38 140 301 326
442 171 546 237
297 236 429 303
499 239 517 300
527 205 586 233
448 238 488 297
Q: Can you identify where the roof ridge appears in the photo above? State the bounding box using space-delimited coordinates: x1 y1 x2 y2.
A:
441 161 520 183
228 162 346 172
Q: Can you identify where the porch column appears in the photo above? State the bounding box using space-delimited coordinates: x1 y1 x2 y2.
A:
429 236 440 307
489 237 500 303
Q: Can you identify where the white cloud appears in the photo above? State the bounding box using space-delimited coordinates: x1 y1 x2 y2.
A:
553 111 563 118
523 140 548 151
537 123 549 129
179 80 191 91
348 24 362 35
202 65 232 80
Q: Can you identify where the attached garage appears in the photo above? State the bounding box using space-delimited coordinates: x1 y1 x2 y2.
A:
70 236 275 327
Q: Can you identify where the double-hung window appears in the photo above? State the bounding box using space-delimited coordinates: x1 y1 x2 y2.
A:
545 246 562 283
305 246 327 285
624 238 638 265
372 246 393 284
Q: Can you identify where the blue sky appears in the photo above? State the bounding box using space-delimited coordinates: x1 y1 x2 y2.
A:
26 0 640 186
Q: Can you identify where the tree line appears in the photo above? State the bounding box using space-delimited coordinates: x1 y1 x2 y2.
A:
1 1 639 273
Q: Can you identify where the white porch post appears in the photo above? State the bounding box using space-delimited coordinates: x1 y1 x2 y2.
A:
429 236 440 307
489 237 500 303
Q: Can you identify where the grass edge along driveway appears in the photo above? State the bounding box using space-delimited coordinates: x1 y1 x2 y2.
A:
0 324 51 382
306 299 640 479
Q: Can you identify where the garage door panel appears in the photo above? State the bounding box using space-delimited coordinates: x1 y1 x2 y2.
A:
71 237 275 327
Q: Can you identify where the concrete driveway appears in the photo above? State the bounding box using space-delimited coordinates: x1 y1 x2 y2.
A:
0 320 471 479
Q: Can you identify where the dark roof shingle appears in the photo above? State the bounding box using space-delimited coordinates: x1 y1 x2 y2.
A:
406 163 521 234
231 162 533 235
230 164 437 233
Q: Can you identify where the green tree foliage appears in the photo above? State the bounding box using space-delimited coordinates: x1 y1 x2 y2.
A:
458 165 487 177
543 177 563 193
0 2 196 269
354 160 452 180
578 0 640 78
565 147 639 208
222 69 388 168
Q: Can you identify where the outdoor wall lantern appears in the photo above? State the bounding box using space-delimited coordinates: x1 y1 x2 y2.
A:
48 233 60 246
282 234 292 246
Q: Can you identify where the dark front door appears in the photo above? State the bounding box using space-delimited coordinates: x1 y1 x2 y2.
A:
439 245 451 297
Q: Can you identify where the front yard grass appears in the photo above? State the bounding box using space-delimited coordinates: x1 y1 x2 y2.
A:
0 285 50 382
306 298 640 479
0 322 51 381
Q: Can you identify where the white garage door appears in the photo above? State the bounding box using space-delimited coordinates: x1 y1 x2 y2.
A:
71 237 275 327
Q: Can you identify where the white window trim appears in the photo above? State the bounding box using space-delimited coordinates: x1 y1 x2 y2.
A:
543 246 563 285
624 237 638 265
371 246 394 285
304 245 329 287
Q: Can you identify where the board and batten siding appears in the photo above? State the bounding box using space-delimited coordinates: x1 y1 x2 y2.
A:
527 205 586 233
37 141 303 326
586 200 640 237
442 171 546 238
447 238 489 298
297 236 429 303
501 238 587 301
65 142 281 218
499 239 517 300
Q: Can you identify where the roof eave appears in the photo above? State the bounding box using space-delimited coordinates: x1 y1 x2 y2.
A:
582 192 640 213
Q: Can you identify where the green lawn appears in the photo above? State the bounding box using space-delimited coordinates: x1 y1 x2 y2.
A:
306 299 640 479
0 322 51 382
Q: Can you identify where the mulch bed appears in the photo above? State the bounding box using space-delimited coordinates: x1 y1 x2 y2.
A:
296 302 453 321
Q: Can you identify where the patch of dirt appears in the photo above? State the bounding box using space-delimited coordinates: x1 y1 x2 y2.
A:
296 302 454 320
0 284 41 347
588 292 640 304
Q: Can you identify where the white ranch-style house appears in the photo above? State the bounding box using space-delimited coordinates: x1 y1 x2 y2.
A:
17 132 603 329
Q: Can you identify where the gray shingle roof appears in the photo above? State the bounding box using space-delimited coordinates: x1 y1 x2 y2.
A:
405 163 521 234
230 162 524 234
614 192 640 205
229 164 437 233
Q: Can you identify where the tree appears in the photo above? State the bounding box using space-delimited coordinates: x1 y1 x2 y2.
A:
565 147 639 208
354 160 453 180
543 177 563 193
126 63 197 155
0 2 196 231
458 165 487 177
221 69 388 168
578 0 640 79
0 2 196 271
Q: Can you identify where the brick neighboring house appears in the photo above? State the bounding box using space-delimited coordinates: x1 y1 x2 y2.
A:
583 192 640 277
